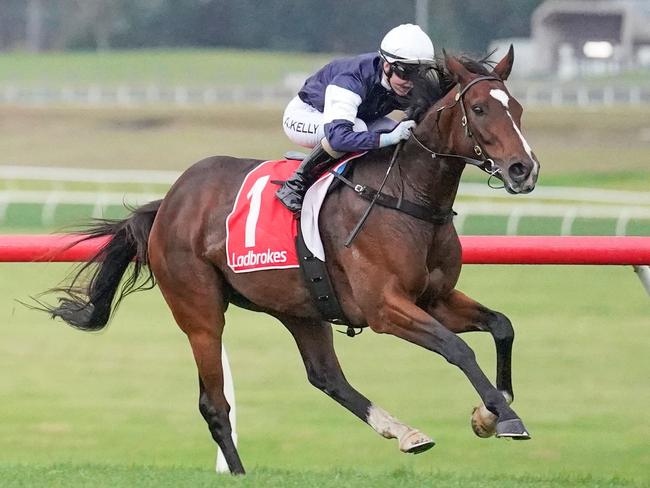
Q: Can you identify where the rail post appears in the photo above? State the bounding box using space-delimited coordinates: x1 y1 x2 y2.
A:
634 266 650 296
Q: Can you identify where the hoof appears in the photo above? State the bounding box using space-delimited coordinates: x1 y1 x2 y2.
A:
471 404 497 438
496 418 531 440
399 429 435 454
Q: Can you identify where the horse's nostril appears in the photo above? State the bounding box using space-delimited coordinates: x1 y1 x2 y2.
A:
508 162 529 182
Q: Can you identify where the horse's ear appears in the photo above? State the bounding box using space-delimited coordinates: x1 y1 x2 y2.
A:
444 51 472 85
493 44 514 81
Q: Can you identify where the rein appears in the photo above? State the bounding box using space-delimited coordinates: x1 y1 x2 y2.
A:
410 131 503 189
343 141 403 247
409 131 491 170
334 141 455 248
337 75 504 246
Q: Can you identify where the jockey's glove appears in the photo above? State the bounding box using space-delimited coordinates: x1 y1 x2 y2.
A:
379 120 417 148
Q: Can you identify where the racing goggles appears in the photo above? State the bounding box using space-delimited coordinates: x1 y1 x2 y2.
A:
390 62 424 80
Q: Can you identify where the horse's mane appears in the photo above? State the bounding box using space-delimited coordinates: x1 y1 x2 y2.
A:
404 53 496 122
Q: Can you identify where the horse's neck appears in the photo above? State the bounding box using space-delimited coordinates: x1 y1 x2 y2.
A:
396 136 464 211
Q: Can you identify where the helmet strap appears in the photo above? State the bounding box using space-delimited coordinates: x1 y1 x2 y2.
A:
382 63 397 92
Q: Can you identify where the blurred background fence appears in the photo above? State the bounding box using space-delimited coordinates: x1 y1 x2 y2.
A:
3 165 649 236
2 83 650 107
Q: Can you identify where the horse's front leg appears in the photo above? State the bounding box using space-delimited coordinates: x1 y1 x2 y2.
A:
279 316 435 454
368 289 530 439
425 289 515 438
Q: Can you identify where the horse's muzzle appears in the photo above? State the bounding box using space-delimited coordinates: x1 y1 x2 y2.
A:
503 159 539 194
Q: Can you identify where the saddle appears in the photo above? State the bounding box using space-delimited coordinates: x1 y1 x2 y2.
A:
225 154 362 327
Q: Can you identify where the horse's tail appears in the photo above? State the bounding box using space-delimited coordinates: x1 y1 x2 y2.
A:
39 199 162 331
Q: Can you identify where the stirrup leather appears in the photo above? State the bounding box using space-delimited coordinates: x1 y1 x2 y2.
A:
276 142 336 212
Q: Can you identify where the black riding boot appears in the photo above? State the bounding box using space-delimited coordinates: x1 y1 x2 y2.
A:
276 142 336 213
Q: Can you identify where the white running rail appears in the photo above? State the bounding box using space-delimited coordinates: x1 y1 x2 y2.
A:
459 182 650 206
0 165 180 184
1 166 649 235
454 201 650 236
3 166 650 205
1 84 649 107
0 190 164 226
216 346 236 474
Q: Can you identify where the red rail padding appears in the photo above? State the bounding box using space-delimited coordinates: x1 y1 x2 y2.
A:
460 236 650 265
0 234 650 265
0 234 110 262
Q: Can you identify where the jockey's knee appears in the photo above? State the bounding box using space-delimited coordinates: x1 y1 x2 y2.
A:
282 96 325 148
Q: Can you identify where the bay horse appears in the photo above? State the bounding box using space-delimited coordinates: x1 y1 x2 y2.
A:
38 47 539 475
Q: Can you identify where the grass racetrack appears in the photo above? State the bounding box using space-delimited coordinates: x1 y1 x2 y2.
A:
0 49 332 88
1 263 648 486
1 49 649 485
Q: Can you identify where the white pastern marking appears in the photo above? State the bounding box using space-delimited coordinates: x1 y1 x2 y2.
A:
490 89 537 164
501 390 514 405
367 405 409 440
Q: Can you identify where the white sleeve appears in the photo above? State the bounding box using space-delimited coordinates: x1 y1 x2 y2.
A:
322 84 362 124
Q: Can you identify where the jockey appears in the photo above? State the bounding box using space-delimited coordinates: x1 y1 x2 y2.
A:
276 23 436 213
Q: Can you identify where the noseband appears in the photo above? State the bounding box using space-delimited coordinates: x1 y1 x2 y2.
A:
410 75 502 181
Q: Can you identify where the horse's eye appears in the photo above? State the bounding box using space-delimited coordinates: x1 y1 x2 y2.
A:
472 106 484 115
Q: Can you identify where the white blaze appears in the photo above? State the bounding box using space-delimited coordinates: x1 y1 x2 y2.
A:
490 88 510 108
490 89 536 163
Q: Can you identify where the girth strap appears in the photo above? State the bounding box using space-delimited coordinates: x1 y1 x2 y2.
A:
296 229 349 326
331 171 455 225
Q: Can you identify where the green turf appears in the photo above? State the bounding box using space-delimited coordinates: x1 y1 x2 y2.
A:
0 48 646 91
0 262 648 484
0 49 331 88
0 464 642 487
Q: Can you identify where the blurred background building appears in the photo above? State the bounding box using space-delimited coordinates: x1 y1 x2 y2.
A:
531 0 650 78
2 0 649 81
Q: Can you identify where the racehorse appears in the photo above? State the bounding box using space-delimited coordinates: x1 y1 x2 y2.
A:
37 47 539 475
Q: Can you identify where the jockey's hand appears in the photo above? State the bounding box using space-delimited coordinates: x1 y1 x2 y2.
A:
379 120 417 148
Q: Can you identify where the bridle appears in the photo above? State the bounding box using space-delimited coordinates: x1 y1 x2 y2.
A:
409 75 504 187
339 76 507 248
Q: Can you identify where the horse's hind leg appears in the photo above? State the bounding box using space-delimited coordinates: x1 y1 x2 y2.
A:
152 252 244 474
280 317 435 454
427 289 515 438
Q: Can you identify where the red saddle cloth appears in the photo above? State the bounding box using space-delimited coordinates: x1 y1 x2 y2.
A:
226 159 302 273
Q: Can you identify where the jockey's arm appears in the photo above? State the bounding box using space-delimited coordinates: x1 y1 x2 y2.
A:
322 83 380 153
322 82 413 153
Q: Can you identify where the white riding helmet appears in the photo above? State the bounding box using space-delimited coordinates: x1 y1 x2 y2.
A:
380 24 435 65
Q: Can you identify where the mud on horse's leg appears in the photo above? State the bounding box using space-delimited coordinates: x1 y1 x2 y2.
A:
372 291 530 440
280 317 435 454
